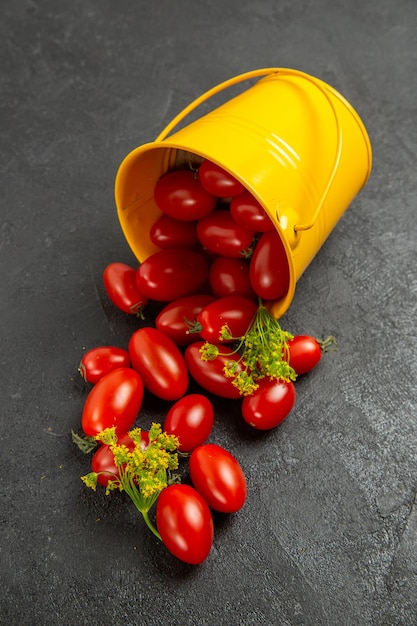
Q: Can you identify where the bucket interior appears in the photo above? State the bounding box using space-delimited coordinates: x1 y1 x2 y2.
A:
115 70 372 319
115 145 296 318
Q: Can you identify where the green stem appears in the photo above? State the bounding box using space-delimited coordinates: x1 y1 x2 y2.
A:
120 469 163 541
184 317 203 334
142 511 162 541
318 335 338 352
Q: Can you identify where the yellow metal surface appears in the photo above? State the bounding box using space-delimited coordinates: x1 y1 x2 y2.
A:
115 68 372 318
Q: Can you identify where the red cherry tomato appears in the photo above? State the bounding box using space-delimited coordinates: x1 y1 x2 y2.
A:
136 248 209 302
208 256 256 299
184 341 244 399
241 378 296 430
154 170 216 221
128 327 188 401
189 443 247 513
156 484 214 564
91 431 149 487
249 231 290 301
78 346 131 384
103 262 148 315
230 190 275 232
198 159 245 198
196 210 255 258
163 394 214 452
149 215 198 249
196 295 258 343
155 294 216 346
288 335 324 375
81 368 144 437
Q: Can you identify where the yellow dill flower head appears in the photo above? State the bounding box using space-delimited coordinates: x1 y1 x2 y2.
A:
199 342 219 361
81 472 98 491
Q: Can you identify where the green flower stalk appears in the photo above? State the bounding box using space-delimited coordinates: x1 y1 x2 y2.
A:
81 423 180 540
199 302 297 396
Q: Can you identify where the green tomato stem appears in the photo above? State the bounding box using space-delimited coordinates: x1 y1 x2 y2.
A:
184 317 203 335
317 335 338 352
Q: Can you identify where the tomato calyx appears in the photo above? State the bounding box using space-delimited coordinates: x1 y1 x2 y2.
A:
317 335 338 353
199 301 297 396
71 429 98 453
184 316 201 335
81 423 180 540
129 302 146 319
78 362 88 382
240 234 260 260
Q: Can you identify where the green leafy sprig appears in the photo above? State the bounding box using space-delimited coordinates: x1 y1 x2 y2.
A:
199 302 297 396
81 423 180 540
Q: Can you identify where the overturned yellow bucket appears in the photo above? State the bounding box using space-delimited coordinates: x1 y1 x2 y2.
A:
115 68 372 318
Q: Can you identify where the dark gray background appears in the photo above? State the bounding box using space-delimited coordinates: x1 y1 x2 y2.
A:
1 1 416 625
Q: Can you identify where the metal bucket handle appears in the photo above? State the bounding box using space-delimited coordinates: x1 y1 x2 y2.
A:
155 68 342 233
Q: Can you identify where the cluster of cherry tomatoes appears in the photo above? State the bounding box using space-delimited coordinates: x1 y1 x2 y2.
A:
77 343 248 564
75 157 334 565
138 158 290 306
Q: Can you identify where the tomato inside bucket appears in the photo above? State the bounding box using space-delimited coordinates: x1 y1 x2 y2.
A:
117 150 292 314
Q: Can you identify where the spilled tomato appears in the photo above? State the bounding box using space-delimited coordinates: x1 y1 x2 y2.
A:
103 262 148 316
79 346 130 384
129 327 188 400
241 378 296 430
156 484 214 564
184 341 244 399
189 443 247 513
155 294 216 346
81 368 144 437
163 394 214 453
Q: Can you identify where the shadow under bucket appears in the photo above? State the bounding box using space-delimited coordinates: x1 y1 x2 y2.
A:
115 68 372 318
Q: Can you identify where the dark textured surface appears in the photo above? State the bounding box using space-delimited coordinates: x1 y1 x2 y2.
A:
1 1 416 625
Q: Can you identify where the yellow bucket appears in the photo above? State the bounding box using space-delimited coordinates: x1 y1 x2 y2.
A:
115 68 372 318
